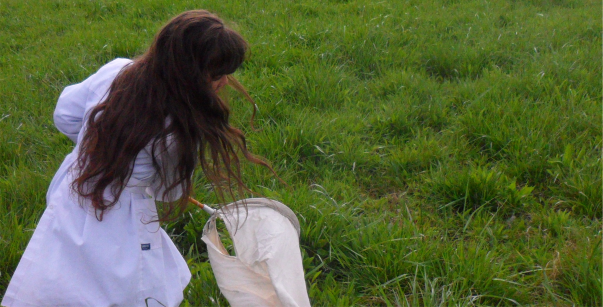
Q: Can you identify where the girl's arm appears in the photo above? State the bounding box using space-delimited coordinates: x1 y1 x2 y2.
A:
146 135 189 202
53 80 90 143
53 58 133 143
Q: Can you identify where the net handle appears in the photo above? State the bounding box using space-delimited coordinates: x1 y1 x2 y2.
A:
188 197 215 215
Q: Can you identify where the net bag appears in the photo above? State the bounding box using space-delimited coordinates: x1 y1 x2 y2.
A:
201 198 311 307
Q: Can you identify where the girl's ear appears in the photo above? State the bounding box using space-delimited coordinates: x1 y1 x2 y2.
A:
227 75 260 132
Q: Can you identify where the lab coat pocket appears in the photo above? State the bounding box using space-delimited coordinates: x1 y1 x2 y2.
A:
132 195 163 251
132 195 168 299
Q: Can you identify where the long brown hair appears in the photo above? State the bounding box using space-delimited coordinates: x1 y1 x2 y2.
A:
74 10 271 220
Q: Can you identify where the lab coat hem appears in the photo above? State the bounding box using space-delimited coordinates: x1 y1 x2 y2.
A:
1 296 37 307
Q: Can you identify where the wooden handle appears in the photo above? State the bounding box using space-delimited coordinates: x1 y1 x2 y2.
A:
188 197 204 209
188 197 216 215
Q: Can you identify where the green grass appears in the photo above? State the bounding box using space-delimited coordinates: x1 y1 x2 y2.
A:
1 0 601 306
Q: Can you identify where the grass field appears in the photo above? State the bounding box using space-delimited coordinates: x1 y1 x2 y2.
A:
0 0 601 306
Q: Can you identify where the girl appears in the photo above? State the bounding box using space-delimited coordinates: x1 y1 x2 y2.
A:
2 10 269 307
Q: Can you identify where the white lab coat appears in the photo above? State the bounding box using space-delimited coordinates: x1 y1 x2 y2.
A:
2 59 191 307
202 198 311 307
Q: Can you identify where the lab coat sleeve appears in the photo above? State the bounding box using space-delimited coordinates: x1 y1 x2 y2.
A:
146 136 187 202
53 58 133 143
53 81 91 143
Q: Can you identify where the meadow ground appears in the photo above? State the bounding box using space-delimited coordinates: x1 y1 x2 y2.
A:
0 0 601 306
